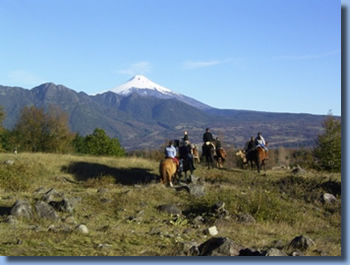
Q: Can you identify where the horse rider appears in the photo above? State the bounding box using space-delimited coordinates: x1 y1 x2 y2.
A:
202 128 215 155
203 128 214 143
183 131 189 142
245 136 255 154
255 132 268 151
165 140 180 169
179 140 196 171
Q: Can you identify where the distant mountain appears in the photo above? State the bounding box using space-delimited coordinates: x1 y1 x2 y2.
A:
0 78 331 150
100 75 211 110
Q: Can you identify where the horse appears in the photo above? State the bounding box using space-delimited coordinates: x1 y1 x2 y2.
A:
178 159 193 183
159 158 178 187
236 149 255 170
191 144 200 163
202 142 215 169
215 148 227 168
254 145 268 173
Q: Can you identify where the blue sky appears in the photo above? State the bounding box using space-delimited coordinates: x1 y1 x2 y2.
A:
0 0 342 116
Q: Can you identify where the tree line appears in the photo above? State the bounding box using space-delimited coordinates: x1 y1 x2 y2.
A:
0 105 341 172
0 105 125 157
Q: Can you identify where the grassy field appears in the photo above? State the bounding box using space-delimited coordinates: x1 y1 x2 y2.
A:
0 152 341 256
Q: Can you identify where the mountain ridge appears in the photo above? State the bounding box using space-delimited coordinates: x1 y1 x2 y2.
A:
0 82 330 150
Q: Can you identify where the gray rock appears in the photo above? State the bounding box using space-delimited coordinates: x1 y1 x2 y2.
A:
157 204 182 215
320 193 337 204
188 184 205 197
237 213 256 224
266 248 287 256
76 224 89 234
198 237 244 256
35 201 59 221
10 200 33 219
49 198 74 213
288 235 316 252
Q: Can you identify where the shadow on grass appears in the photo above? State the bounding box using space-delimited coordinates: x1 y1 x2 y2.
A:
0 206 11 216
61 162 158 186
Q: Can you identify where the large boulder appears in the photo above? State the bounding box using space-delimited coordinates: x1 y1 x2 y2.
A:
10 200 33 219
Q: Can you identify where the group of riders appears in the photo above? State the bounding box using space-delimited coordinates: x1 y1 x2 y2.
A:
164 128 268 175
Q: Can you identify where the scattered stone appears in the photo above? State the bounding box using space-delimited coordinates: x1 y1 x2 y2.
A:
239 247 265 256
287 235 315 252
76 224 89 234
204 226 218 236
97 188 109 193
35 201 59 221
49 197 75 213
236 213 256 224
187 184 206 197
10 200 33 220
320 193 337 204
265 248 287 256
42 188 64 202
63 216 76 224
4 160 14 165
291 165 307 176
198 237 244 256
157 204 182 215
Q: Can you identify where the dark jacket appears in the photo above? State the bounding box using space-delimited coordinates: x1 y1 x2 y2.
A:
203 132 214 142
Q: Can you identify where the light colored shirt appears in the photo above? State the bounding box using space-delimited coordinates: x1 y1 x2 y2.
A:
165 145 177 158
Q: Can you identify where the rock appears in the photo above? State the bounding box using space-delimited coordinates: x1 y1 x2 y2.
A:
204 226 218 236
287 235 315 252
291 165 307 176
49 197 74 213
188 184 206 197
157 204 182 215
236 213 256 224
198 237 244 256
10 200 33 219
320 193 337 204
35 201 59 221
42 188 63 202
76 224 89 234
4 160 14 165
239 248 265 256
97 188 109 193
265 248 287 256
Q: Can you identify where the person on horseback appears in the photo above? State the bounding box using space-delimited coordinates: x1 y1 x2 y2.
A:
255 132 268 151
183 131 189 142
179 140 196 172
203 128 214 143
165 140 180 169
245 136 255 154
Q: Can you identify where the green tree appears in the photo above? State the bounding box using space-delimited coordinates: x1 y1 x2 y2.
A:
313 112 341 172
13 105 74 153
75 128 125 157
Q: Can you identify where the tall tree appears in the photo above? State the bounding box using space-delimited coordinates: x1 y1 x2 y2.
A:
13 105 74 152
313 112 341 172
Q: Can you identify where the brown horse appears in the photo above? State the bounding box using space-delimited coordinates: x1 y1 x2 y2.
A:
202 142 215 169
215 148 227 168
191 144 200 163
159 158 177 187
254 142 269 173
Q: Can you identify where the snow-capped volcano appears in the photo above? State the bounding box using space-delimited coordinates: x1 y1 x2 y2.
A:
101 75 211 110
110 75 179 96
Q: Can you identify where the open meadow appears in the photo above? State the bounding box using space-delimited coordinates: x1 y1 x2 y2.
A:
0 152 341 256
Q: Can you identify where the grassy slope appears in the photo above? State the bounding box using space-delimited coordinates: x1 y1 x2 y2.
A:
0 153 341 256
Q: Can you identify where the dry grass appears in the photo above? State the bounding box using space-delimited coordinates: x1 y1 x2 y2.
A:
0 152 341 256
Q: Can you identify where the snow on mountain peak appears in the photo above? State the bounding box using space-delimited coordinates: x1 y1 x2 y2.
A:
110 75 178 96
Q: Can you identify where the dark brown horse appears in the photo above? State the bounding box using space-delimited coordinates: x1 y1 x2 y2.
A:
202 142 215 169
215 148 227 168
